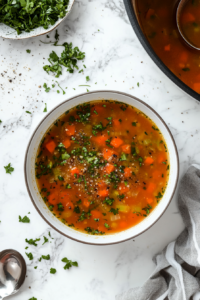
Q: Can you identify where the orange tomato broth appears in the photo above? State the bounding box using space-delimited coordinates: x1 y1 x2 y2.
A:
136 0 200 93
35 100 169 235
180 0 200 49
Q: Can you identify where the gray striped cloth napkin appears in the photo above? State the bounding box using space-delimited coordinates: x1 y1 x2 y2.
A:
116 165 200 300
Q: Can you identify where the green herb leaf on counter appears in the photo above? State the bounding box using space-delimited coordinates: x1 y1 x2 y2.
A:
137 82 140 87
43 103 47 112
42 236 48 245
26 111 31 114
19 215 30 223
26 49 31 53
4 163 14 174
26 252 33 260
29 297 37 300
39 254 50 261
34 266 37 269
0 120 2 124
61 257 78 270
50 268 57 274
55 81 66 95
43 42 85 78
43 83 51 93
25 238 40 247
86 76 90 81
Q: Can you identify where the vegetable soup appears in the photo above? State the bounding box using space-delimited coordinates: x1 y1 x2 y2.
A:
136 0 200 93
35 101 169 235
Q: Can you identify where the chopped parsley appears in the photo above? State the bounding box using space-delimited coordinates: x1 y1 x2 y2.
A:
50 268 57 274
43 83 50 93
19 215 30 223
43 43 85 78
109 208 119 215
25 238 40 247
4 163 14 174
86 76 90 81
43 103 47 112
42 236 48 245
39 254 50 261
61 257 78 269
26 49 31 53
26 252 33 260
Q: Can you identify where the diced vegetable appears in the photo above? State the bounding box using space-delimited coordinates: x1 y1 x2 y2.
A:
45 140 56 153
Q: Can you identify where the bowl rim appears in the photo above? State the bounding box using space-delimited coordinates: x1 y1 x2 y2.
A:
123 0 200 102
0 0 75 40
24 90 179 245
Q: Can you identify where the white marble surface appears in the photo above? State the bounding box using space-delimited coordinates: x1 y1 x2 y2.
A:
0 0 200 299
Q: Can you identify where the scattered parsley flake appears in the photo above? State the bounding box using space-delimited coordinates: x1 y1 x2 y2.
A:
43 103 47 112
4 163 14 174
61 257 78 269
19 215 30 223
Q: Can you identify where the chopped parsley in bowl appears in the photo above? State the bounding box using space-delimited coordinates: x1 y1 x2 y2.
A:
0 0 75 39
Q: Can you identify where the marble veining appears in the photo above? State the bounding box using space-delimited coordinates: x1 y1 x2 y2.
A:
0 0 200 299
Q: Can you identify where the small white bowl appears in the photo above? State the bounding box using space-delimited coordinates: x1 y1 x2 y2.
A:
0 0 75 40
24 91 179 245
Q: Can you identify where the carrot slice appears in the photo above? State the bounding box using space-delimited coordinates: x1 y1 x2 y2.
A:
110 137 123 148
98 189 109 198
146 8 155 20
124 167 131 178
181 12 195 24
164 44 170 51
65 124 75 136
104 163 115 174
92 134 108 146
91 210 101 219
103 148 116 160
48 193 58 205
91 105 104 117
63 138 71 149
121 144 131 154
144 157 154 165
146 183 156 193
83 200 90 207
147 198 153 204
113 119 121 128
70 167 80 176
45 140 56 153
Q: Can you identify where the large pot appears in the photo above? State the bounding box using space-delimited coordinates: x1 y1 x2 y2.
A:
123 0 200 102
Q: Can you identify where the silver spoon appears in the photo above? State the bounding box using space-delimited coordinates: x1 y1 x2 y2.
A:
176 0 200 50
0 250 26 299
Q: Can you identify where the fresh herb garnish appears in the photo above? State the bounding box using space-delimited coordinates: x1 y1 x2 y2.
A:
109 208 119 215
103 197 114 206
42 236 48 245
50 268 57 274
0 0 70 35
61 257 78 269
4 163 14 174
39 254 50 261
43 103 47 112
19 216 30 223
26 49 31 53
43 43 85 78
26 252 33 260
25 238 40 246
43 83 50 93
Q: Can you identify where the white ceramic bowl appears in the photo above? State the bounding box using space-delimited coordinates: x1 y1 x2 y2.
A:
24 91 179 245
0 0 75 39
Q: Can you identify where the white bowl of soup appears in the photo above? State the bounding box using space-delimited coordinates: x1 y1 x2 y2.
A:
24 91 179 245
